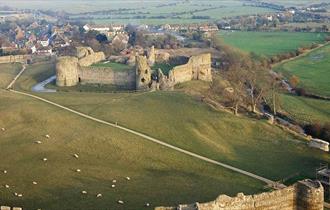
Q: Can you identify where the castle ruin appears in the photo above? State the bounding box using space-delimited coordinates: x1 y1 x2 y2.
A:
55 46 212 90
156 179 324 210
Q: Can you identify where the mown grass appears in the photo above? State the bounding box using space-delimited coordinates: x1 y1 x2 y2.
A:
0 63 22 88
0 90 264 210
279 94 330 125
274 44 330 97
152 63 176 76
218 31 328 56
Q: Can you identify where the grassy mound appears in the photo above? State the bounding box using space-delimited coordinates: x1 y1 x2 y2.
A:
0 63 22 88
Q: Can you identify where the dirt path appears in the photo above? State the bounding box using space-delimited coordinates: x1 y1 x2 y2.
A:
6 64 26 90
4 65 279 187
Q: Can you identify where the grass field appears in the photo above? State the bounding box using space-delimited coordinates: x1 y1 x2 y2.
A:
0 63 22 88
218 31 328 56
152 63 176 75
1 61 329 209
274 44 330 97
0 90 266 210
279 94 330 125
91 62 133 71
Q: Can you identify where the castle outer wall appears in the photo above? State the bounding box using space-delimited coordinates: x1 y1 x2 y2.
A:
155 180 324 210
79 66 136 89
0 55 31 64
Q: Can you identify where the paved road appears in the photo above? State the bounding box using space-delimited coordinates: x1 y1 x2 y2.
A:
31 75 57 93
6 65 280 187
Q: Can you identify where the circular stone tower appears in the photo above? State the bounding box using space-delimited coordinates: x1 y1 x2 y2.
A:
56 56 79 87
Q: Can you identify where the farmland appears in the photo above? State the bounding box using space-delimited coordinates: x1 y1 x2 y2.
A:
274 43 330 97
218 31 328 56
279 94 330 125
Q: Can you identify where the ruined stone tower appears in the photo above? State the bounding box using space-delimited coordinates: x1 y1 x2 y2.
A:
136 56 152 90
148 45 156 66
56 56 79 87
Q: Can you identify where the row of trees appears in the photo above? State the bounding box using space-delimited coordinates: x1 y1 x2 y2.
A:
209 36 280 115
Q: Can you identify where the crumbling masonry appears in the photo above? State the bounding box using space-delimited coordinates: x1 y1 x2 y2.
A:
56 47 212 90
155 179 324 210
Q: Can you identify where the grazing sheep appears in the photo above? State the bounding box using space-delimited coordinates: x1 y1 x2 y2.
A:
145 203 150 207
45 134 50 139
32 181 38 185
118 200 124 204
42 158 48 162
111 184 116 188
3 170 7 174
14 192 18 196
35 141 42 144
81 191 87 194
96 193 102 198
112 179 117 183
4 184 9 189
1 128 5 131
126 177 131 181
73 154 79 159
76 169 81 173
17 194 23 197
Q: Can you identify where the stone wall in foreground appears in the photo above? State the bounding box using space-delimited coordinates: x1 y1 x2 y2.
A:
0 55 30 64
155 180 323 210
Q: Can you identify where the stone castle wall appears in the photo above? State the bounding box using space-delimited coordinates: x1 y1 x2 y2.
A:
168 53 212 85
0 55 30 64
79 66 136 89
155 180 323 210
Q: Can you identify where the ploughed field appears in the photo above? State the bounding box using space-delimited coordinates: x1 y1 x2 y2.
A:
0 60 329 209
274 44 330 97
218 31 328 56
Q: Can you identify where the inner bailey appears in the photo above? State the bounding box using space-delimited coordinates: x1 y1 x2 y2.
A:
155 179 324 210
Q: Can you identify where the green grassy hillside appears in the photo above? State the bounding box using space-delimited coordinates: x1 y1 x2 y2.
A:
0 90 263 210
0 63 22 88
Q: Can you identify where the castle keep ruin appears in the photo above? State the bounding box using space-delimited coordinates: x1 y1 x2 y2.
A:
55 47 212 90
156 179 324 210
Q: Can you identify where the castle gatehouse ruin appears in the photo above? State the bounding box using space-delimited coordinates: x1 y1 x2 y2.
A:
55 46 212 90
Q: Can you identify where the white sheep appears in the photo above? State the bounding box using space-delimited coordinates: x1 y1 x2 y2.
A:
1 128 5 131
35 141 42 144
112 179 117 183
96 193 102 198
33 181 38 185
45 134 50 139
4 184 9 188
145 203 150 207
118 200 124 204
126 177 131 181
111 184 116 188
3 170 7 174
42 158 48 162
76 169 81 173
81 191 87 194
73 154 79 159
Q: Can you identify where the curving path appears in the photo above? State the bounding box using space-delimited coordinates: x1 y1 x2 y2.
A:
5 65 280 187
6 65 26 90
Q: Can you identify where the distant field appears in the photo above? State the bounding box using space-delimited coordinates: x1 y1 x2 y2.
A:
0 0 276 24
91 62 133 71
274 44 330 97
279 94 330 125
218 31 328 56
